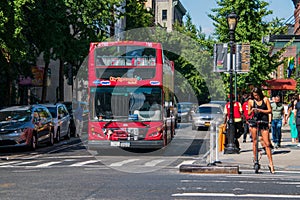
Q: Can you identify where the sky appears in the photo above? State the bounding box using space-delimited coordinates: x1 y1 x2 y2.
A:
180 0 295 35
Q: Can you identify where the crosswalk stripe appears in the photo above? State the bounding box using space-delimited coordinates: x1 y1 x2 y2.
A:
0 158 198 168
0 161 21 166
70 160 100 167
14 160 40 166
110 159 140 167
144 159 165 167
176 160 196 168
34 161 62 167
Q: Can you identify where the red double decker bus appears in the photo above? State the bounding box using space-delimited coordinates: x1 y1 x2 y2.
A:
87 41 177 150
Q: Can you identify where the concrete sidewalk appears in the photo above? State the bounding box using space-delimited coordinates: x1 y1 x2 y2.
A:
214 124 300 172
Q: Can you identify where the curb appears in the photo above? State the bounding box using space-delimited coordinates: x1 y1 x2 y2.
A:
179 164 240 174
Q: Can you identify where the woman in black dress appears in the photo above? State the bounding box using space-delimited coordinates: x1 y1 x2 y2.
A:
248 87 275 173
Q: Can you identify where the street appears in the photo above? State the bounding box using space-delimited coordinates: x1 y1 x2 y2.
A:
0 123 300 199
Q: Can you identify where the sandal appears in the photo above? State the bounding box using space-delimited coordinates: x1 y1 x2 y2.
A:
268 165 275 174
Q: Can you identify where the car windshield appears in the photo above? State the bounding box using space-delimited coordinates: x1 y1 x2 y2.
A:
198 106 222 114
0 110 31 122
178 104 192 110
47 107 57 118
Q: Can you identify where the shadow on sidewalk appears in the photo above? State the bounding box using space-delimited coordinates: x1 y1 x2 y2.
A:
272 150 290 155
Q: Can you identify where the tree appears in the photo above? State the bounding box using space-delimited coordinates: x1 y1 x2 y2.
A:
0 0 34 106
21 0 122 103
208 0 288 95
123 0 154 30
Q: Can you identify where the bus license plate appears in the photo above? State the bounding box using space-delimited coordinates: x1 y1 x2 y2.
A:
110 141 130 147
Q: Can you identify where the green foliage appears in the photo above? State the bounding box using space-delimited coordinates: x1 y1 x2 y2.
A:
209 0 288 96
0 0 123 105
0 0 34 105
123 0 154 30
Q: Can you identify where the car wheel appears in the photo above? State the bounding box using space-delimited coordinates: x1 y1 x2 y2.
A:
71 126 76 137
55 129 61 143
163 129 168 147
31 134 38 150
65 127 71 140
48 131 54 146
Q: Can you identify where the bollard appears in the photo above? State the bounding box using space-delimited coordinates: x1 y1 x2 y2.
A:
215 121 222 164
207 123 216 166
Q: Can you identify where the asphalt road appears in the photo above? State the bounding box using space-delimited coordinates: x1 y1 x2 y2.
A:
1 123 300 199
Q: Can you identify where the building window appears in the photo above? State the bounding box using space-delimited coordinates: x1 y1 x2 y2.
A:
162 10 167 20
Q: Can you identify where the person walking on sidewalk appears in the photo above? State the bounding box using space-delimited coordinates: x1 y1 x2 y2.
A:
248 87 275 173
286 98 298 143
270 95 285 148
224 94 243 150
294 94 300 147
241 93 252 143
74 103 84 137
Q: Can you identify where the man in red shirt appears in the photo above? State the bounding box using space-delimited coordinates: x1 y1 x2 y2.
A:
241 94 253 143
224 95 243 150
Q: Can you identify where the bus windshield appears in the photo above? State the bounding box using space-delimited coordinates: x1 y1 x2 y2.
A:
89 87 162 122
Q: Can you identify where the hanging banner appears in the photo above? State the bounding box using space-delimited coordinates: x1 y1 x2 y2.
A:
213 43 228 72
235 43 250 72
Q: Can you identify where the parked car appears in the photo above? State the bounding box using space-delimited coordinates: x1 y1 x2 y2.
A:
62 101 76 137
43 103 71 142
192 103 224 130
209 100 227 111
177 102 197 123
0 105 54 150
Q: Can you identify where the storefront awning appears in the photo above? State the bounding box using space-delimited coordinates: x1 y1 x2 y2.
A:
263 79 297 90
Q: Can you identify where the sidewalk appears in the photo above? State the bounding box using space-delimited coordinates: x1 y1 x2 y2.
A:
216 124 300 171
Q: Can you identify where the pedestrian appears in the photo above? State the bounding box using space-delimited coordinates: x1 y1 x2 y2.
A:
294 94 300 147
248 87 275 174
223 94 243 151
241 93 252 143
286 98 298 143
270 95 285 148
74 103 84 137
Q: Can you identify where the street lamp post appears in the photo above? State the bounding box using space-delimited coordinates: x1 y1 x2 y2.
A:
224 12 239 154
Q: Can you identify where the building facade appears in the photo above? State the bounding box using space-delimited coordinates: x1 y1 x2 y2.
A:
146 0 186 32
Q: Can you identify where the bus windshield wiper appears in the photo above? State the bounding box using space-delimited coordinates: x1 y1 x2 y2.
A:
138 121 149 127
103 120 113 128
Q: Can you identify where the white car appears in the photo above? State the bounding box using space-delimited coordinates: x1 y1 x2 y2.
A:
43 103 71 142
192 103 224 130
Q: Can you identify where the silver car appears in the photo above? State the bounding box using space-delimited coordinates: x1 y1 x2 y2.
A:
192 103 224 130
43 103 71 142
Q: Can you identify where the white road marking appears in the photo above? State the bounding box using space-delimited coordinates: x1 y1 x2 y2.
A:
176 160 196 168
144 159 165 167
34 161 62 167
14 160 40 166
110 159 140 167
0 161 21 166
172 193 300 198
70 160 100 167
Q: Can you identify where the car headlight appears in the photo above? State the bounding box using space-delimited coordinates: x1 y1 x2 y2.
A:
8 129 24 137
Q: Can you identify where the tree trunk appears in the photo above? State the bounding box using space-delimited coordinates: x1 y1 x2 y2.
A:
41 61 49 103
59 59 64 101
